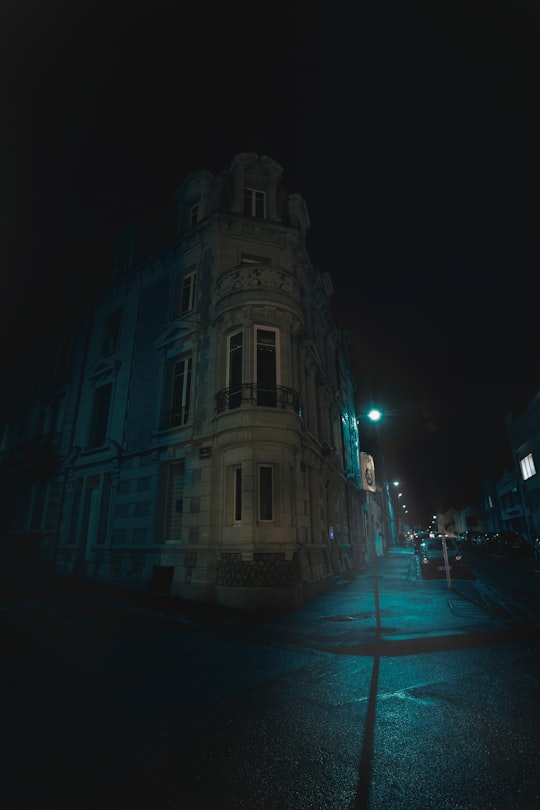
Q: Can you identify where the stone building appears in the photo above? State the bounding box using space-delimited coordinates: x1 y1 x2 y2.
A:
505 390 540 542
0 153 369 610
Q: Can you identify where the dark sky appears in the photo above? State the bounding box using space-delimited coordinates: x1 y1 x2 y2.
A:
2 0 540 526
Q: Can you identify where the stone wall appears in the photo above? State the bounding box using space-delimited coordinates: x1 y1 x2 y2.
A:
217 551 300 587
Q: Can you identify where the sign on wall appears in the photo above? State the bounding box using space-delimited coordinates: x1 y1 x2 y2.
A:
360 452 376 492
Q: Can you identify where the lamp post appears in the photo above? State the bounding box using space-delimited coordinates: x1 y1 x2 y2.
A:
359 408 383 638
361 407 392 545
358 408 412 635
364 472 381 639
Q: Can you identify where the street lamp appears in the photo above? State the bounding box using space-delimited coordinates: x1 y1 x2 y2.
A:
358 408 385 638
358 408 411 634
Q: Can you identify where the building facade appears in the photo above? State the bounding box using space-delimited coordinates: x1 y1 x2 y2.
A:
505 390 540 542
1 154 371 610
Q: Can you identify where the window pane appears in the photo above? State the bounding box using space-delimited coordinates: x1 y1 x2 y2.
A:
181 273 197 313
256 329 276 406
97 473 111 545
234 467 242 521
171 358 192 426
102 309 121 354
243 188 266 218
174 269 197 317
67 478 83 545
254 191 265 218
521 453 536 480
88 384 112 447
184 358 192 419
259 466 273 521
228 332 243 409
29 484 47 530
166 462 185 539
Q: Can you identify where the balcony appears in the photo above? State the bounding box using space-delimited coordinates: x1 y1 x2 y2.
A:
215 384 302 415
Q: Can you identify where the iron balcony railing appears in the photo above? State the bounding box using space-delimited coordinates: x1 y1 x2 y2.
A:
215 384 302 415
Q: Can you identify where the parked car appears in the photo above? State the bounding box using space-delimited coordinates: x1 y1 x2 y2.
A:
419 536 464 576
472 532 488 550
483 531 499 551
413 531 432 554
494 531 533 558
469 530 498 551
461 530 485 549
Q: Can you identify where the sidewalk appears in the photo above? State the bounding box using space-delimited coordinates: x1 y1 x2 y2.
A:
250 545 520 654
2 546 528 651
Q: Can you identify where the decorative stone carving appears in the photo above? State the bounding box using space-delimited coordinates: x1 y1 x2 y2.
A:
215 266 301 299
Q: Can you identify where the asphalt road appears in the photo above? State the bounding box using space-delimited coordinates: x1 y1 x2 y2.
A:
1 549 539 810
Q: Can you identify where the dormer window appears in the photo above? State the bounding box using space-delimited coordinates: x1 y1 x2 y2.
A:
244 188 266 218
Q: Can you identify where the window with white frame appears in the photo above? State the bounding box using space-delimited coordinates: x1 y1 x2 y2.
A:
227 331 243 409
520 453 536 480
164 356 193 428
174 268 197 317
255 326 280 406
259 464 273 521
244 187 266 218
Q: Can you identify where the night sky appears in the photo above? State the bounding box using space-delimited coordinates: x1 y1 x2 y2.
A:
2 0 540 525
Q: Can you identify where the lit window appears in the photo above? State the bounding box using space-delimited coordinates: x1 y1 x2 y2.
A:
520 453 536 480
244 188 266 218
